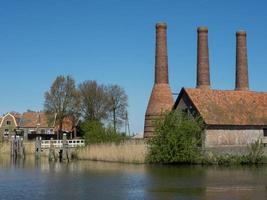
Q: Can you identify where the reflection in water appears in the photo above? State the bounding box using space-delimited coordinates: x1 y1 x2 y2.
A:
0 156 266 200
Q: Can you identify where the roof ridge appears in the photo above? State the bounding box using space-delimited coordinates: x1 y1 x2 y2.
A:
184 88 267 94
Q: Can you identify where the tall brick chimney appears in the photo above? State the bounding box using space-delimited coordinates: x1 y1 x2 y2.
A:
144 22 173 138
196 27 211 89
235 30 249 91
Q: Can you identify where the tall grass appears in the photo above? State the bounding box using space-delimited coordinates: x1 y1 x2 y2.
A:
0 141 35 155
73 139 147 164
24 142 36 154
0 142 10 154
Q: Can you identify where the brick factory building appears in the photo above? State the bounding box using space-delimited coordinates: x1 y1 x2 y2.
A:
144 23 267 147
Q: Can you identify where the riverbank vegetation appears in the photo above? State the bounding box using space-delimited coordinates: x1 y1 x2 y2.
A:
78 120 128 144
0 141 35 155
147 110 204 164
73 140 147 164
203 141 266 165
72 120 146 163
146 110 267 165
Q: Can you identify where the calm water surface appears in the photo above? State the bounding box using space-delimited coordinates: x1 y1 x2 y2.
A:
0 156 266 200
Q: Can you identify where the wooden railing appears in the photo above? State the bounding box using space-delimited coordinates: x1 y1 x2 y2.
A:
41 139 85 149
261 137 267 144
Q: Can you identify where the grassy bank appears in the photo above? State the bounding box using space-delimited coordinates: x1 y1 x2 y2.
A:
0 141 35 155
73 139 147 164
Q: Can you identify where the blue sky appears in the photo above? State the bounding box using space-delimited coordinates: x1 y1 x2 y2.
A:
0 0 266 134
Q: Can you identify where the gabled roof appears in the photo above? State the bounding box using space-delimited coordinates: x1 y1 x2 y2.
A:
0 113 21 127
174 88 267 126
20 112 51 128
55 116 74 133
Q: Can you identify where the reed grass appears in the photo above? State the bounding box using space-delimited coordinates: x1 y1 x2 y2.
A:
74 139 148 164
0 141 35 155
0 142 10 154
24 142 35 154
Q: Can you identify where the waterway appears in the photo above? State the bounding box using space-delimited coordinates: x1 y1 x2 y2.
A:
0 156 266 200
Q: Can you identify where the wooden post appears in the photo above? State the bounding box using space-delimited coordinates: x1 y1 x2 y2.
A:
49 138 57 161
10 136 25 159
10 136 14 157
62 133 69 162
21 138 25 158
35 137 41 159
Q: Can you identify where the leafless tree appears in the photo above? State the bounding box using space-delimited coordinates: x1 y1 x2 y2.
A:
44 75 80 138
78 80 109 121
106 84 128 132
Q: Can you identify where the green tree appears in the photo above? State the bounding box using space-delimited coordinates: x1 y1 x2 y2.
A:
79 120 128 144
80 120 106 144
147 110 204 164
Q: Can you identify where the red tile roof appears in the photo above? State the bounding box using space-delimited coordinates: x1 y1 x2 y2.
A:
20 112 50 128
175 88 267 126
59 117 74 133
1 112 76 132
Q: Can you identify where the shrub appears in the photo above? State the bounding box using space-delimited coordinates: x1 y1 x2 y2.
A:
215 154 243 165
79 120 128 145
202 140 266 165
243 140 265 164
147 110 204 164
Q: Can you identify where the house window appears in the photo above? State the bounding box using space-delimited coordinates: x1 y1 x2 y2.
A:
40 129 46 134
6 121 11 125
264 129 267 137
4 129 9 136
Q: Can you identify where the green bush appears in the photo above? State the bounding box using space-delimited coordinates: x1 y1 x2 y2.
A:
243 140 265 164
79 120 128 145
216 154 244 165
147 110 204 164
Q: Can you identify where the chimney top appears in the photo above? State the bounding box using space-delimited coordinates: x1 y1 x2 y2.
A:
236 30 246 36
156 22 167 29
197 26 208 33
